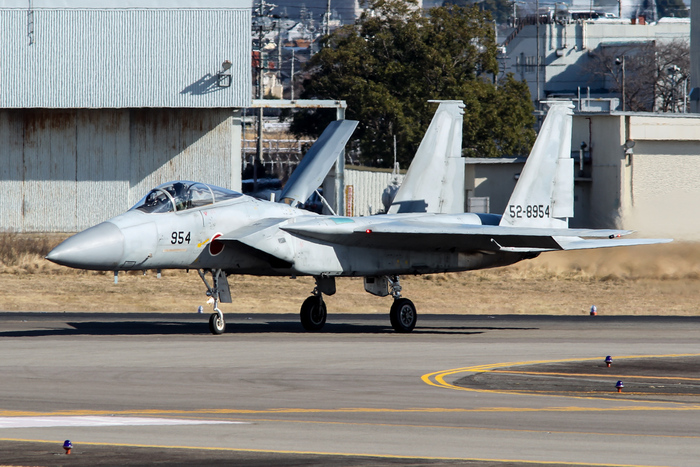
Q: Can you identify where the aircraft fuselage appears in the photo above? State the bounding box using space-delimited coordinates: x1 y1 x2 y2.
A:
47 194 524 277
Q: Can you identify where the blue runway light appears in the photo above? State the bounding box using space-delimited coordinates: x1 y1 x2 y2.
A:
605 356 612 367
616 380 624 392
63 440 73 454
590 305 597 316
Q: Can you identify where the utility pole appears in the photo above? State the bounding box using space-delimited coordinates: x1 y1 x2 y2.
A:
277 19 282 99
290 49 295 100
535 0 541 109
621 57 625 111
616 56 625 111
253 0 277 192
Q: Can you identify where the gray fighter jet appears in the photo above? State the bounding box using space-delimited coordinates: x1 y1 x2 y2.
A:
46 101 670 334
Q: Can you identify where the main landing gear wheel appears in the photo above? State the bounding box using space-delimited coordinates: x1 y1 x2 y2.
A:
390 298 417 333
209 312 225 335
300 296 327 331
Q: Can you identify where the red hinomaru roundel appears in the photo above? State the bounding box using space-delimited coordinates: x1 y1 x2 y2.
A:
209 233 224 256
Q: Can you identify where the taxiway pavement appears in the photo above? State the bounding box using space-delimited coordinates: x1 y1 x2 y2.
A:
0 312 699 466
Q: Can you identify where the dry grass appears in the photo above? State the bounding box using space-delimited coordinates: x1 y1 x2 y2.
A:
1 234 699 315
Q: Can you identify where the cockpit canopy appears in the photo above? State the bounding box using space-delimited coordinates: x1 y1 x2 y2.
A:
131 181 242 214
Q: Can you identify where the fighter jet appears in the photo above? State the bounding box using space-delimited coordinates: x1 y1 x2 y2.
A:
46 101 670 334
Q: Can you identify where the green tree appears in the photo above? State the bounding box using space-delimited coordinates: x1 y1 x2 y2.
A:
442 0 512 24
292 0 535 167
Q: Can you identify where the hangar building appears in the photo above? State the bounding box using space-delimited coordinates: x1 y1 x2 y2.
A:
0 0 251 232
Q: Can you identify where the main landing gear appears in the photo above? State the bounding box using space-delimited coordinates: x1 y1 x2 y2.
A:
364 275 417 332
387 276 417 333
198 269 232 335
300 276 334 331
298 275 418 333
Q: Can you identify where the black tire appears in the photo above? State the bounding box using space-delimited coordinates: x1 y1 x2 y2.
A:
300 296 327 331
209 313 225 335
390 298 417 333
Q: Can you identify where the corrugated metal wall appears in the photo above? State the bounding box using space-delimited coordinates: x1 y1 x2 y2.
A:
0 109 241 232
345 168 404 216
1 6 251 108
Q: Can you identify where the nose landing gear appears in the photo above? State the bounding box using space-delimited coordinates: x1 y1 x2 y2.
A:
198 269 231 335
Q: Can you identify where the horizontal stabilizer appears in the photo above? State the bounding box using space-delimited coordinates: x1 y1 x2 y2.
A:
279 119 358 207
554 236 672 250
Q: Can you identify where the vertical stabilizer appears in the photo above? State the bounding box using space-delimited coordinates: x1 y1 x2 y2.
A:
388 101 465 214
499 102 574 228
279 119 358 207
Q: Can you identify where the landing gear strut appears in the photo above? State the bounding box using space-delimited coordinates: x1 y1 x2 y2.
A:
198 269 231 335
300 276 334 331
388 276 417 333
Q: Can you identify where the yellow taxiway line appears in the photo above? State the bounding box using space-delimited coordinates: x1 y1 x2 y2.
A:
490 370 700 382
0 437 679 467
421 353 700 403
2 404 700 419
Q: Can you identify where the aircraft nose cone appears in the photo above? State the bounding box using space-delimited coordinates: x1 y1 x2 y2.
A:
46 222 125 270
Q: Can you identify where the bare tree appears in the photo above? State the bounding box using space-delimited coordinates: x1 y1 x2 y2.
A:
654 39 690 112
584 40 690 112
585 42 656 111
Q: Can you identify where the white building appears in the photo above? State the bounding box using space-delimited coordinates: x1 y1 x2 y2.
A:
500 17 690 108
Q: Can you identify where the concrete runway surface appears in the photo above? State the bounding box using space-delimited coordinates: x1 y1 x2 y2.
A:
0 312 699 466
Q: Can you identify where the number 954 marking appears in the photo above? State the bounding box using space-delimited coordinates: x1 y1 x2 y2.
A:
171 231 191 244
508 205 550 219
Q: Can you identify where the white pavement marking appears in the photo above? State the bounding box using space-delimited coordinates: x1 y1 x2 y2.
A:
0 416 247 429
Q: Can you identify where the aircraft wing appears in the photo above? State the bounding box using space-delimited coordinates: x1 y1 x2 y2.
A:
279 119 358 207
281 217 672 252
217 218 295 267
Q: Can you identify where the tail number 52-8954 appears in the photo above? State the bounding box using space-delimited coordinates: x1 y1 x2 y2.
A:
508 205 550 219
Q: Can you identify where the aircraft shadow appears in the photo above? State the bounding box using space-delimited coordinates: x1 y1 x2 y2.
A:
0 320 502 337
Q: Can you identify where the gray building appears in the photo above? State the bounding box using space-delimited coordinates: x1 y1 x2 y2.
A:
1 0 251 232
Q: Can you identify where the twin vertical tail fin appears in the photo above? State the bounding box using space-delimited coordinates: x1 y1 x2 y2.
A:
279 119 358 208
500 102 575 228
388 100 465 214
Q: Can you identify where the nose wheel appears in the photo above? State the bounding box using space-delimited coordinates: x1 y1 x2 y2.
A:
198 269 230 335
209 310 225 335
